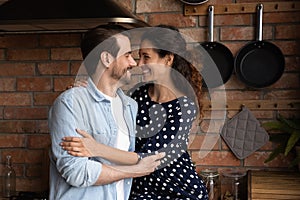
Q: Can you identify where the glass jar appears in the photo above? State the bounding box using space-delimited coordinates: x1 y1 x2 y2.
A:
200 168 221 200
2 155 16 198
221 169 247 200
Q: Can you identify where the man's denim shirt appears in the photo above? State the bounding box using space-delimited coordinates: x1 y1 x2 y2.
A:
48 78 138 200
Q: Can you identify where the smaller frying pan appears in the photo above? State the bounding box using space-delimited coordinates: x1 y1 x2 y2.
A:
234 4 285 88
201 5 234 88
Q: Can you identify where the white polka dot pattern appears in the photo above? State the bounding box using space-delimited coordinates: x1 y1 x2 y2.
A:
129 84 208 200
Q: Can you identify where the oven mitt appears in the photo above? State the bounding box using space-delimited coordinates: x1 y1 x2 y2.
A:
220 106 269 159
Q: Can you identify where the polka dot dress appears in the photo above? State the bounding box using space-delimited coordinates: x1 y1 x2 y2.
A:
129 84 208 200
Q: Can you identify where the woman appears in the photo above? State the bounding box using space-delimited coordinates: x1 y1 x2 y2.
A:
62 25 208 200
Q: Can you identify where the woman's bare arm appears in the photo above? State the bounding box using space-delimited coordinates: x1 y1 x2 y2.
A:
60 129 139 165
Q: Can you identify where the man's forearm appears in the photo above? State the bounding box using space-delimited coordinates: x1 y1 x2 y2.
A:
94 163 147 185
94 152 164 185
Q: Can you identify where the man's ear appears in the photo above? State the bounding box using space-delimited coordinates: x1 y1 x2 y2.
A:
100 51 114 68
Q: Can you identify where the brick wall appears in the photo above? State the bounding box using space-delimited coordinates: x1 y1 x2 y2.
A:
0 0 299 192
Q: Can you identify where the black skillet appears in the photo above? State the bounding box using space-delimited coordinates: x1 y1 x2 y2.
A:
201 5 234 88
180 0 208 5
234 4 285 88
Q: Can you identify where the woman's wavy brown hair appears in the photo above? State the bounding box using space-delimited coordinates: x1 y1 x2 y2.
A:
140 25 204 121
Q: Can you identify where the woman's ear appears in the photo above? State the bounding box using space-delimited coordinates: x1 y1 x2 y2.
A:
100 51 114 68
165 54 174 66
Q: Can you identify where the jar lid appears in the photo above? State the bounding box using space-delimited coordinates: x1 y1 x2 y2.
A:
200 168 219 178
222 169 247 179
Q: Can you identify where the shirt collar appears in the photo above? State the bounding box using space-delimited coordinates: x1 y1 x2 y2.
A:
87 78 130 106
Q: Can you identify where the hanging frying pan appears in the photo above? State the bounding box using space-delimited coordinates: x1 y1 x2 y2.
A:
180 0 208 5
234 4 285 88
201 5 234 88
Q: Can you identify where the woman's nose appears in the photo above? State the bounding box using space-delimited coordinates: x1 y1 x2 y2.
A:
137 58 144 67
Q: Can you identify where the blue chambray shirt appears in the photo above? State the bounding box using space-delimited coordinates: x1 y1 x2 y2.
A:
48 78 138 200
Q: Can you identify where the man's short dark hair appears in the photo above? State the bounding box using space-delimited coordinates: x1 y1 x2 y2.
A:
81 24 129 76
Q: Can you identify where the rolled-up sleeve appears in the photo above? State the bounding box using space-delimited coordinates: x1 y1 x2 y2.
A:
49 91 102 187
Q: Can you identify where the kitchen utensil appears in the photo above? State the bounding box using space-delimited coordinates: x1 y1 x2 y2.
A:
220 106 269 159
179 0 208 5
234 3 285 88
201 5 234 88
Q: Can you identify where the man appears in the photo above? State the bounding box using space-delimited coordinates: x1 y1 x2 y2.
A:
48 24 164 200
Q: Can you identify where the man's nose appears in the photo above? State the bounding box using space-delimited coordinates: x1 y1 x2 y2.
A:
129 55 137 67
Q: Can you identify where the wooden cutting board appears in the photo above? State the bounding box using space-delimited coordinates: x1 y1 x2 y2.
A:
248 170 300 200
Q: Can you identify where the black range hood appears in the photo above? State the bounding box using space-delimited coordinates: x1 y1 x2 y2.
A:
0 0 149 33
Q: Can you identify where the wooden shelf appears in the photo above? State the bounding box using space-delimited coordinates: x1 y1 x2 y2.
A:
184 1 300 15
202 99 300 111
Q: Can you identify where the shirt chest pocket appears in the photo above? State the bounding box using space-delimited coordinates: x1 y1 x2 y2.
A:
88 128 114 145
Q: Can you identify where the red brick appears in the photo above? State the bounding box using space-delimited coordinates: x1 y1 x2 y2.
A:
4 107 48 120
0 163 24 177
39 33 81 47
0 78 15 91
0 49 4 60
27 134 51 149
26 164 42 177
264 89 300 99
210 90 261 100
113 0 133 12
285 56 300 71
0 93 31 106
70 61 82 75
202 110 227 120
200 119 226 133
17 77 52 91
148 13 197 27
33 92 60 106
250 110 274 119
136 0 181 13
54 77 75 91
180 28 206 42
1 149 43 164
37 62 69 75
188 133 220 150
223 75 247 89
221 26 272 41
0 121 36 133
275 25 300 39
15 177 45 192
7 49 49 61
275 41 299 56
0 35 38 48
207 0 232 4
0 63 35 76
244 152 294 168
270 73 300 89
0 107 3 119
191 150 241 166
35 120 49 134
264 12 300 24
0 134 26 148
51 47 82 60
275 110 300 119
214 14 252 26
225 42 245 56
